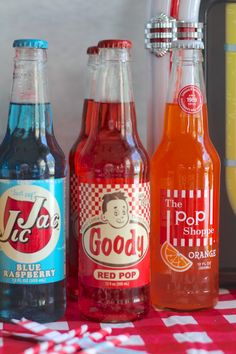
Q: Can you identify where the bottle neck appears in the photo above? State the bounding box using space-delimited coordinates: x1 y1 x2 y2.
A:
7 103 53 140
11 48 49 104
95 48 134 103
168 49 206 103
85 54 99 100
93 48 136 138
80 54 99 139
164 48 208 139
7 48 52 140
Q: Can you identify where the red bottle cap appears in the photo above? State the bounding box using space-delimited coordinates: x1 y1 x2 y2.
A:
87 46 99 55
98 39 132 49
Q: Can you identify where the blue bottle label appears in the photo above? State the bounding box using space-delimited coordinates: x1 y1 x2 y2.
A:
0 179 65 284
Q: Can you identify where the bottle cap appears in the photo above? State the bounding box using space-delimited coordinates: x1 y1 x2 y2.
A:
98 40 132 49
87 46 99 55
172 22 204 49
13 39 48 49
145 13 175 57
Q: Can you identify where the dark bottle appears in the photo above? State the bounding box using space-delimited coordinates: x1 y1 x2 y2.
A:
0 39 66 322
77 39 150 322
68 46 99 299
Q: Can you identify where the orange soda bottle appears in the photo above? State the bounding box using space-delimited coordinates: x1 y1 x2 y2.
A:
151 22 221 310
68 46 99 299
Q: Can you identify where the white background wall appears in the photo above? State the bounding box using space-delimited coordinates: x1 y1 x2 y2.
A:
0 0 148 157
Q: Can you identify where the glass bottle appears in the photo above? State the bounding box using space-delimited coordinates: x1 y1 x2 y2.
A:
151 23 221 310
68 46 99 299
0 39 66 322
77 39 150 322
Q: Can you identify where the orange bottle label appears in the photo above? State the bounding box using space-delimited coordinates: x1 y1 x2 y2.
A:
160 189 217 272
79 182 150 289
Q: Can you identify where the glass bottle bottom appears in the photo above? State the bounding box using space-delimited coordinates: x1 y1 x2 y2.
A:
153 296 218 311
151 272 218 311
0 306 66 323
79 284 150 322
0 280 66 323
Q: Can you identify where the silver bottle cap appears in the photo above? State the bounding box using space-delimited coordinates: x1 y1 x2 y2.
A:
172 21 204 49
145 13 175 57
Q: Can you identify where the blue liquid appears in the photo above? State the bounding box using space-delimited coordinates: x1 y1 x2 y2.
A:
0 103 66 322
0 103 66 179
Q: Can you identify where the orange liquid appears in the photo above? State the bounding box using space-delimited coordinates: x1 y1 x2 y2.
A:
151 103 220 310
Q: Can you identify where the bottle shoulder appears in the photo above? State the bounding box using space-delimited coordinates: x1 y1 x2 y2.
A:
0 135 66 179
77 136 150 179
151 135 220 168
150 136 221 190
81 135 149 163
69 136 87 162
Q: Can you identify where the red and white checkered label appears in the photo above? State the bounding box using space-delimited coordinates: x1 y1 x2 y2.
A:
69 172 78 240
160 189 217 272
70 172 78 215
79 182 150 289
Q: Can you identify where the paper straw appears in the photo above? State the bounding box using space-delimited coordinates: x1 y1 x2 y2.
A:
10 318 127 354
46 328 112 354
178 0 201 21
79 334 130 354
1 330 43 341
19 325 88 354
146 0 172 155
171 0 180 19
23 342 55 354
12 318 87 343
15 326 111 354
10 319 88 354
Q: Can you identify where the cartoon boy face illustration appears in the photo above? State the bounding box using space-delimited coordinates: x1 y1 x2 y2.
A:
101 192 129 229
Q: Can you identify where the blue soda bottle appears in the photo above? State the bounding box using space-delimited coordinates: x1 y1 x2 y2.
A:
0 39 66 322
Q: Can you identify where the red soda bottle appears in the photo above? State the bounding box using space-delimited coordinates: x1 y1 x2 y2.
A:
77 39 150 322
68 46 99 299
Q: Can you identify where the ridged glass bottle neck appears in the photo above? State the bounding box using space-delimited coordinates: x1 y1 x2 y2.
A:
11 48 49 104
164 49 208 140
7 48 53 140
90 48 138 141
167 49 206 104
94 48 134 103
85 54 99 100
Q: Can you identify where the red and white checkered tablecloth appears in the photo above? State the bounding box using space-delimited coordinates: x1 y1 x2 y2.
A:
1 289 236 354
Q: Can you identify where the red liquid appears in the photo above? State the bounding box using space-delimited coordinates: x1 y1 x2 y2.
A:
68 99 94 299
77 101 150 322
